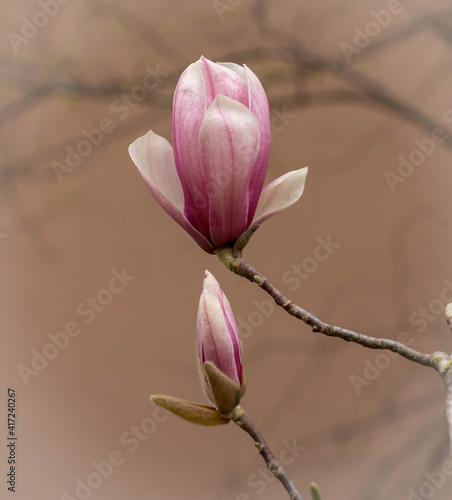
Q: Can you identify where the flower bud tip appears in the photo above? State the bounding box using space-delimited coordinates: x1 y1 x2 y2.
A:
310 482 322 500
445 303 452 320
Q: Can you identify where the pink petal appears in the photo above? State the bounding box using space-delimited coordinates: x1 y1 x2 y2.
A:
201 271 242 380
252 167 309 226
202 272 239 343
199 95 260 247
172 62 210 236
217 63 271 222
217 62 248 82
202 270 223 299
197 289 241 385
199 57 249 110
128 130 214 253
244 65 271 223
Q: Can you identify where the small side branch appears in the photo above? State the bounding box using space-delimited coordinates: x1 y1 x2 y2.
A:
233 406 304 500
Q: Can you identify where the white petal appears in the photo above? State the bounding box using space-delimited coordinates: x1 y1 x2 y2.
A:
129 130 214 252
252 167 309 226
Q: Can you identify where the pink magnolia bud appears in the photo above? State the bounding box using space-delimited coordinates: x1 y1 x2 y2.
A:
197 270 245 414
129 56 308 253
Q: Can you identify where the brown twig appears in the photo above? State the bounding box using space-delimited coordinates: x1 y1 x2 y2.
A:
219 247 452 465
232 406 304 500
216 247 438 369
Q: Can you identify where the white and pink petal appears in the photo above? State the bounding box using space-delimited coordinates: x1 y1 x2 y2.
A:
252 167 308 226
128 130 214 253
172 62 211 236
197 288 241 385
244 65 271 223
199 57 249 110
199 95 260 247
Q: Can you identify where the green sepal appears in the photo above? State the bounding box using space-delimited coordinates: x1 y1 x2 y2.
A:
310 482 322 500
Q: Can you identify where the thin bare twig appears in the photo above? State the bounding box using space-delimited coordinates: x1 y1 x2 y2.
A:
216 247 437 368
233 406 304 500
217 245 452 470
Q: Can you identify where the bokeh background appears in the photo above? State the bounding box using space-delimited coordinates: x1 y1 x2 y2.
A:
2 0 452 499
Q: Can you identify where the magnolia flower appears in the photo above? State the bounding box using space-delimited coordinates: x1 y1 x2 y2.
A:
129 56 308 252
197 270 245 415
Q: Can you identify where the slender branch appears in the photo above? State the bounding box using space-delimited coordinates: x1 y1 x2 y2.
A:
232 406 304 500
433 353 452 460
446 387 452 460
219 247 452 464
216 247 438 369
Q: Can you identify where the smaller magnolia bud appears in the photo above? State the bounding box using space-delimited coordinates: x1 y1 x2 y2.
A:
197 271 246 416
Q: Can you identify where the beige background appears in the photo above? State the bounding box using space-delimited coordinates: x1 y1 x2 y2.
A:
2 0 452 499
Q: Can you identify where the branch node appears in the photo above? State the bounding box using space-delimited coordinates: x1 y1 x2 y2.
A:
254 442 264 451
253 275 264 286
268 460 281 475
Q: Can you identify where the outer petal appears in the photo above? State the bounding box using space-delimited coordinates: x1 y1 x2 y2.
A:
199 95 260 247
128 130 214 253
172 62 210 236
252 167 309 226
244 65 271 223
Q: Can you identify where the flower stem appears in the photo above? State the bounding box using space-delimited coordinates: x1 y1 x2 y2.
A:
232 406 304 500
